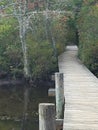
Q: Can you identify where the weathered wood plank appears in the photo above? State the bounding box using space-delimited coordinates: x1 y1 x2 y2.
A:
58 45 98 130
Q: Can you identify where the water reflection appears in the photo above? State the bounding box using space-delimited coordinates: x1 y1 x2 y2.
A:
0 84 54 130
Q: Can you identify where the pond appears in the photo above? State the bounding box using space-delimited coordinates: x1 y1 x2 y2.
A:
0 83 55 130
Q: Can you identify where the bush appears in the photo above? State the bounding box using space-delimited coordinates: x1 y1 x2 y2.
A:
78 1 98 77
0 14 66 80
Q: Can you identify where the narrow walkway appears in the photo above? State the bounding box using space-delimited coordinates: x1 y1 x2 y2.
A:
58 45 98 130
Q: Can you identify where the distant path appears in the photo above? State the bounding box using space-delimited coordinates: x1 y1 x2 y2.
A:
58 45 98 130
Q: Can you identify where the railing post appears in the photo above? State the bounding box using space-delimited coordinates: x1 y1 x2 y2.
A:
55 73 64 119
39 103 56 130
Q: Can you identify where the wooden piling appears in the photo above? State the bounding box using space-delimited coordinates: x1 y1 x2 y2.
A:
56 119 63 130
48 88 55 96
55 73 64 119
39 103 56 130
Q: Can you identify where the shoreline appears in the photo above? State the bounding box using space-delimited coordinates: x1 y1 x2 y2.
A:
0 79 24 86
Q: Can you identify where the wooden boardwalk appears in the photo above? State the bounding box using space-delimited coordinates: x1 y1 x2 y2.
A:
58 45 98 130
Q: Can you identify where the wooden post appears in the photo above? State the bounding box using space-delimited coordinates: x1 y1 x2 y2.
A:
39 103 56 130
55 73 64 119
48 88 55 96
56 119 63 130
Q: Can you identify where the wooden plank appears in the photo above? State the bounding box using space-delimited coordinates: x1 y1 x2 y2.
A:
58 45 98 130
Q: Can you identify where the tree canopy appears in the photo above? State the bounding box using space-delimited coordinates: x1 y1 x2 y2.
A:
0 0 98 80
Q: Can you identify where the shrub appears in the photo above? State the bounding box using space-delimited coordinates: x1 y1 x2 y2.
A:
78 1 98 77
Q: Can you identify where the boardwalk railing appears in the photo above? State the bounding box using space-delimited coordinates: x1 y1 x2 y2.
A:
39 45 98 130
39 72 65 130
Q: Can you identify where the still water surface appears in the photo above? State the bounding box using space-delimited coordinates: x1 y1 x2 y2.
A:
0 84 54 130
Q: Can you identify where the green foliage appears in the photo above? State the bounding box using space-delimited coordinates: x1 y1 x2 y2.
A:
0 17 23 77
56 0 83 46
26 15 66 79
0 12 66 79
51 16 66 53
30 14 67 79
65 16 78 45
28 39 57 79
1 0 90 79
78 1 98 77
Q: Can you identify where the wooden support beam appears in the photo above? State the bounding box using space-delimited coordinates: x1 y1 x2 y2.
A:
55 73 64 119
48 88 55 96
39 103 56 130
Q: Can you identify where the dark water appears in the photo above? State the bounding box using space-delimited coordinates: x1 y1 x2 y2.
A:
0 84 55 130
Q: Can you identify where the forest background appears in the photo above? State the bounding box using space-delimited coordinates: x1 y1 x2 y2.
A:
0 0 98 82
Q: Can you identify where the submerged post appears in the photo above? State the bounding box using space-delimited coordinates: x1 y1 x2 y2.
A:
55 73 64 119
39 103 56 130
